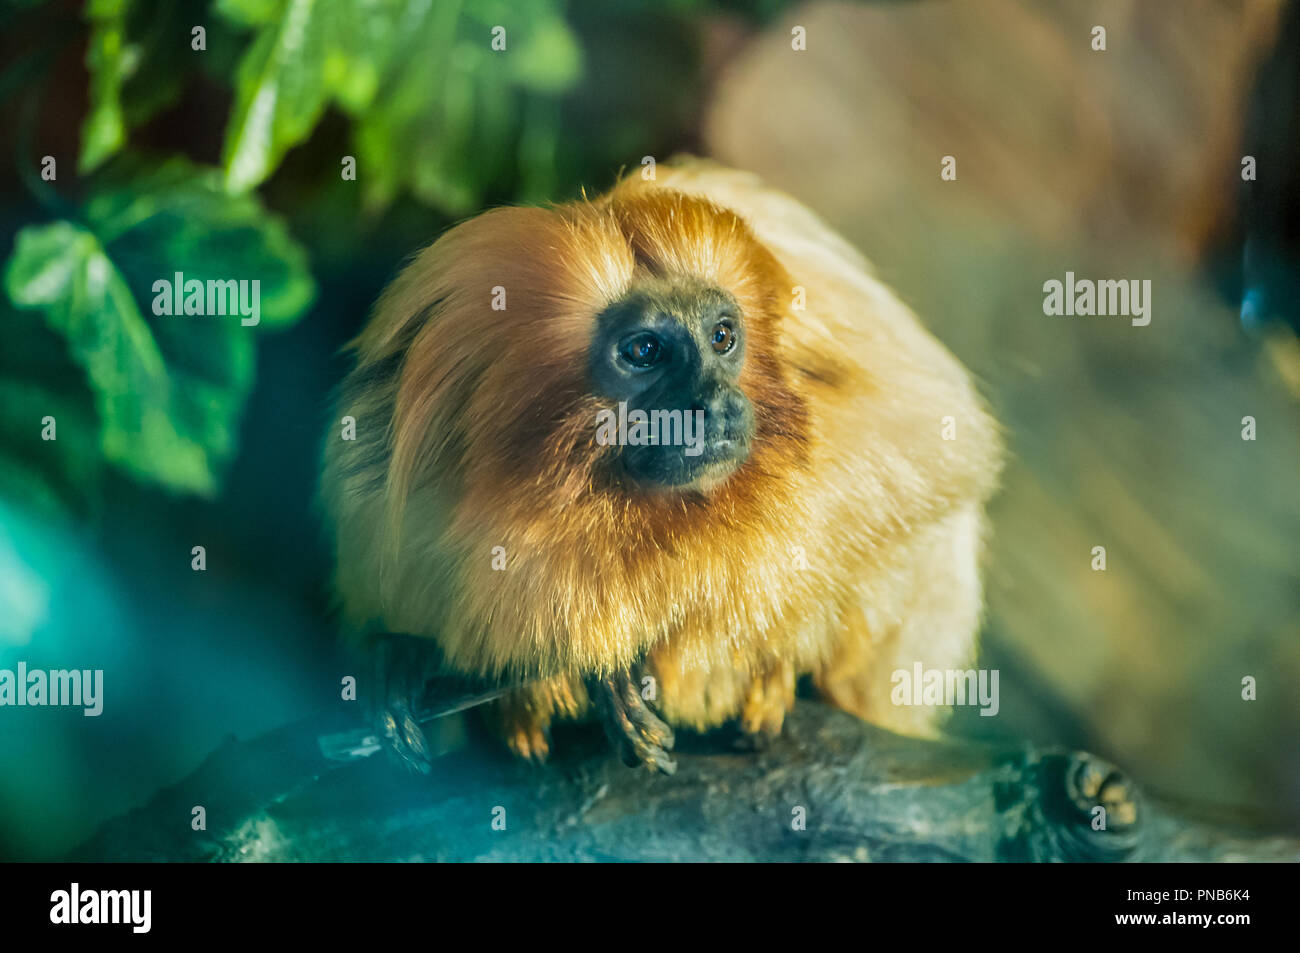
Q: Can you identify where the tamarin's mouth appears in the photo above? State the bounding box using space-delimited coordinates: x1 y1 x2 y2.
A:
618 433 752 490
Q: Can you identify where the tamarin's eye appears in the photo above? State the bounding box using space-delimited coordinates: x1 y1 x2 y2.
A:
710 321 736 354
620 332 663 368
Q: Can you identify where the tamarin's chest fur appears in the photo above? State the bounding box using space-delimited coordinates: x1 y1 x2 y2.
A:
320 160 1001 772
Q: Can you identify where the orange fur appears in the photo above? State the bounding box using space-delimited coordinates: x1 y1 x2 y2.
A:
320 160 1001 745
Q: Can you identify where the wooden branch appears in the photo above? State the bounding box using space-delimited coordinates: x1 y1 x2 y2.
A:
71 703 1299 862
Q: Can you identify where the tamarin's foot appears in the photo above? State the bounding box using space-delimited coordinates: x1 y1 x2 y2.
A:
497 703 552 764
490 675 588 763
591 665 677 775
739 661 795 741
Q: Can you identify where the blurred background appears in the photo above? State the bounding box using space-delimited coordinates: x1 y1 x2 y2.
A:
0 0 1297 860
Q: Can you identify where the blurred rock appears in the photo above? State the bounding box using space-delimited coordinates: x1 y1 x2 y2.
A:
701 0 1300 825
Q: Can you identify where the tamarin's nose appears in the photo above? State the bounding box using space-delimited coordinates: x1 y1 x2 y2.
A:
690 395 721 420
691 389 743 421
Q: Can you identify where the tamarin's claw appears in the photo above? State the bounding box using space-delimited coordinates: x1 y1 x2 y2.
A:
592 666 677 775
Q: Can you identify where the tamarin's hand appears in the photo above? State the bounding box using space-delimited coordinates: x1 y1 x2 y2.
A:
320 160 1001 772
362 633 516 773
589 664 677 775
362 633 440 773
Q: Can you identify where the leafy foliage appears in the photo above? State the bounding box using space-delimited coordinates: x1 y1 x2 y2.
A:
80 0 234 173
3 0 725 519
216 0 582 210
3 160 315 503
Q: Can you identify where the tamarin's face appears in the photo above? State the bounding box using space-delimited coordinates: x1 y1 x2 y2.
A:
588 276 756 489
360 185 812 537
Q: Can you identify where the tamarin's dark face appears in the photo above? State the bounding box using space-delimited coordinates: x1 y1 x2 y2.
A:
588 275 756 490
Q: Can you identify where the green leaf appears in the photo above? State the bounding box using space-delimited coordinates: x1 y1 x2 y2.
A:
354 0 583 213
1 159 315 502
501 15 582 93
85 158 316 328
5 221 217 494
218 0 406 193
81 0 130 172
80 0 214 173
215 0 582 207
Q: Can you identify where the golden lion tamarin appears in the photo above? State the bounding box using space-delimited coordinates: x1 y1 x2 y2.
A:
320 160 1001 774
